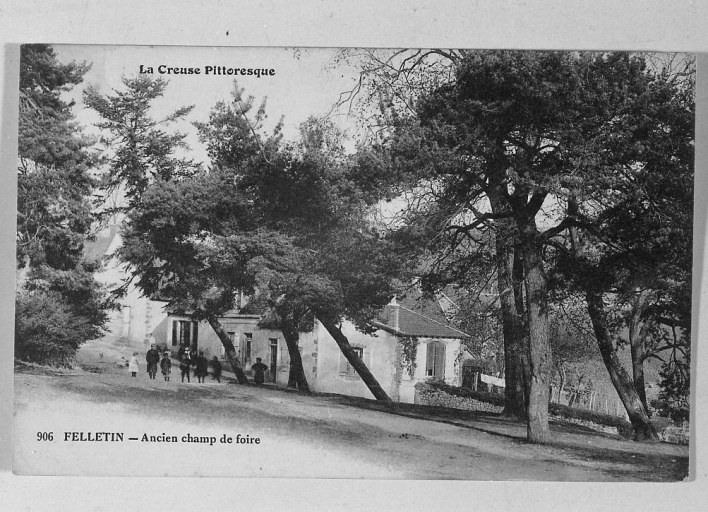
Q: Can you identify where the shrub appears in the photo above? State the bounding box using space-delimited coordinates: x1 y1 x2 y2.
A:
15 291 85 366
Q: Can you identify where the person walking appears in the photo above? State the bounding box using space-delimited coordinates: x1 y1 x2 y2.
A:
211 356 222 383
195 351 208 383
160 351 172 382
128 352 139 378
146 343 160 380
179 348 192 383
189 348 199 381
251 357 268 385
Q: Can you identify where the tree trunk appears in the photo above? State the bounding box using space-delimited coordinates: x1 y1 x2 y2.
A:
568 390 577 408
489 199 530 420
317 313 392 402
520 231 552 444
630 343 650 414
628 290 653 414
585 289 659 441
498 253 530 420
206 315 249 385
557 365 566 404
279 316 311 393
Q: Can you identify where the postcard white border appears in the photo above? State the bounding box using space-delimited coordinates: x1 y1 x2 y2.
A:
2 1 708 511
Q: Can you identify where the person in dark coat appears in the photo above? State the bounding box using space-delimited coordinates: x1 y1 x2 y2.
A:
146 344 160 380
211 356 222 383
179 348 192 383
160 351 172 381
251 357 268 385
189 348 199 380
195 351 209 383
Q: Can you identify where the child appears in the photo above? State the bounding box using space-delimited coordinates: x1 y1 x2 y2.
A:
128 352 139 378
195 351 208 383
211 356 222 383
180 353 191 383
160 351 172 381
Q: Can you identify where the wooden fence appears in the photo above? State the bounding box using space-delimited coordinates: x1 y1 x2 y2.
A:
550 385 629 420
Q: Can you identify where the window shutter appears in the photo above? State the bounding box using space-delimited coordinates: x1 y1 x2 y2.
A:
192 321 198 346
435 343 445 379
184 322 191 345
426 342 445 378
338 353 348 375
172 321 178 346
426 343 435 376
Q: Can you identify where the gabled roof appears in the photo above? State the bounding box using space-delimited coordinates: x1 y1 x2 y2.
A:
372 301 469 339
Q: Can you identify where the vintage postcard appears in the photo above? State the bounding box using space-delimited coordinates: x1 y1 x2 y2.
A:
13 44 693 479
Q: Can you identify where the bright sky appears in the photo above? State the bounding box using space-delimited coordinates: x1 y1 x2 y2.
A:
53 45 563 228
56 45 365 165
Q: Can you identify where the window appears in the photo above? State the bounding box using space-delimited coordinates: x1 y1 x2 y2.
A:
269 338 278 378
339 346 364 377
171 320 192 346
243 333 253 363
425 342 445 379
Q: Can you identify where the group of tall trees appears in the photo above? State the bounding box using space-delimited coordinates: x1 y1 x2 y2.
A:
342 50 694 441
16 46 694 444
16 45 111 365
85 80 403 400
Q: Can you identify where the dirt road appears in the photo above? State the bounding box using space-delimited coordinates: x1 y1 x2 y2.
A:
13 339 689 480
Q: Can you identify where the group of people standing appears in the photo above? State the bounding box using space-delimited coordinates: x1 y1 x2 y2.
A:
127 341 270 386
177 343 222 384
128 344 172 380
145 344 173 381
127 342 222 384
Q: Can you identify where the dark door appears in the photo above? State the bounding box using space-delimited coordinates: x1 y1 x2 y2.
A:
269 338 278 382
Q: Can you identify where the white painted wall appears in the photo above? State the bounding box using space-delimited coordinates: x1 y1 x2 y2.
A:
307 321 399 400
93 237 168 347
157 314 318 385
154 312 467 399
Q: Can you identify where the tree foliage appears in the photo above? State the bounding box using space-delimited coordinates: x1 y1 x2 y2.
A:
353 50 694 441
16 44 111 365
84 75 199 215
119 84 404 398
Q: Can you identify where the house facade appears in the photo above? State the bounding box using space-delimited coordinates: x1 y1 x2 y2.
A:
86 225 168 347
152 311 319 387
156 297 472 403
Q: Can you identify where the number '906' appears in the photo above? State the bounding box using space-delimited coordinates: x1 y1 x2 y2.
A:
37 432 53 441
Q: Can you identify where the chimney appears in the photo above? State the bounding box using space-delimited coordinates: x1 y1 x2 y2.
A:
389 296 400 332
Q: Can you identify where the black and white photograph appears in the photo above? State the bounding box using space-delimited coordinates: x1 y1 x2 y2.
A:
11 43 695 481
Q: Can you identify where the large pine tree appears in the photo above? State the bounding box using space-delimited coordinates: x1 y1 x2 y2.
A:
16 44 111 365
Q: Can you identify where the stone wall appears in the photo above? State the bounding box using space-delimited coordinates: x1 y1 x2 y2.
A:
415 381 689 444
658 423 690 445
414 382 504 413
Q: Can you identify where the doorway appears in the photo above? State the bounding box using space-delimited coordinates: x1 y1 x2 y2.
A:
269 338 278 382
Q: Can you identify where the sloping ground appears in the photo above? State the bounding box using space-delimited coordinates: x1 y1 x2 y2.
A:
12 338 688 480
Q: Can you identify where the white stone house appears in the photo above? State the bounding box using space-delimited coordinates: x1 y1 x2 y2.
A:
152 310 319 387
85 225 168 347
156 297 471 403
317 298 472 403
